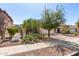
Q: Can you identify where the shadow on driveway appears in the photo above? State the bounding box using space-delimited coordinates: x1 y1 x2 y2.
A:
45 38 79 51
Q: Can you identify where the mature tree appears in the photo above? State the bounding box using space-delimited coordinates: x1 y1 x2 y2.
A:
41 7 53 38
76 19 79 32
51 5 65 32
41 5 65 38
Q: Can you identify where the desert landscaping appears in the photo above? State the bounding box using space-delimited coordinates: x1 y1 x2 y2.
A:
0 4 79 56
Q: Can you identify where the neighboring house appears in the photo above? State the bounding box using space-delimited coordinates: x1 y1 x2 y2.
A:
56 25 78 33
40 28 53 34
68 25 77 33
0 8 13 37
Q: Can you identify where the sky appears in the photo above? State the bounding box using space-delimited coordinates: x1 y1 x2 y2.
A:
0 3 79 25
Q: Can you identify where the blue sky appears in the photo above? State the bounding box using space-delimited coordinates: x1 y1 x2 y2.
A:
0 3 79 25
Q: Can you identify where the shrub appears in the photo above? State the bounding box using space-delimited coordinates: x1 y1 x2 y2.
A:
7 27 17 40
73 32 78 36
22 33 43 43
61 25 71 34
64 30 71 34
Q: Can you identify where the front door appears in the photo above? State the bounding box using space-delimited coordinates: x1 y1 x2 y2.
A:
57 28 60 33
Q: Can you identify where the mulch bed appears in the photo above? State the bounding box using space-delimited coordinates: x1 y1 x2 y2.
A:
11 45 74 56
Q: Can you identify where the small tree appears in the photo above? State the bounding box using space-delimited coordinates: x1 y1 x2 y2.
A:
51 5 65 32
41 8 53 38
7 27 17 40
41 5 65 38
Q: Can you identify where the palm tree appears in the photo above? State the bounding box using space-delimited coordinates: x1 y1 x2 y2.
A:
22 19 32 34
22 18 41 34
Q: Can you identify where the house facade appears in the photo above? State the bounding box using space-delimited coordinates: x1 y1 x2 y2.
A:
0 8 13 37
69 25 77 33
56 25 78 33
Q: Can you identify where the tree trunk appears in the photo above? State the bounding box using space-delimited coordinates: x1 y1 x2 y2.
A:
48 30 50 38
54 29 56 33
10 35 12 41
20 29 23 39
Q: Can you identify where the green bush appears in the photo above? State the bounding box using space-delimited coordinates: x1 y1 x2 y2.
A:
22 33 43 43
7 27 17 40
73 32 78 36
60 25 71 34
64 30 71 34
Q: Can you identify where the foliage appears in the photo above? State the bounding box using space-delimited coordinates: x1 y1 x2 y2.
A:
22 33 43 43
22 18 41 34
73 32 78 36
14 24 20 32
60 25 70 34
31 19 40 33
22 19 31 32
51 5 65 29
41 5 65 38
7 27 17 40
41 8 52 38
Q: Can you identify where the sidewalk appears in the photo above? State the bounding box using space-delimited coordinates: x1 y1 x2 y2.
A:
0 42 51 56
51 34 79 44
